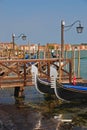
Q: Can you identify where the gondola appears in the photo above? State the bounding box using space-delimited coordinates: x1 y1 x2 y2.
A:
54 80 87 102
35 64 57 95
35 75 55 94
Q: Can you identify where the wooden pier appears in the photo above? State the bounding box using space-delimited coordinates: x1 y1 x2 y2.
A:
0 58 59 97
0 55 85 98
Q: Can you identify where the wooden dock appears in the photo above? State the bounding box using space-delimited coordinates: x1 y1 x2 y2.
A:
0 58 61 97
0 58 61 87
0 55 86 98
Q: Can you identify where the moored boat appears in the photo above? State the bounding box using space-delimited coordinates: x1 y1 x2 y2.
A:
35 76 55 94
54 80 87 102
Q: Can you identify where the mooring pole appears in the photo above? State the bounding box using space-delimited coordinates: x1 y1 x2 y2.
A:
47 61 50 81
77 49 80 77
59 51 61 83
72 49 75 76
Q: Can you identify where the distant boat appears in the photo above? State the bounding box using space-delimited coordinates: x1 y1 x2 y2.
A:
35 76 55 95
55 80 87 102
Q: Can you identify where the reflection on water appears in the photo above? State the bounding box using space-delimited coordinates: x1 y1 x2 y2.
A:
0 87 44 104
0 87 87 129
57 102 87 127
43 94 87 129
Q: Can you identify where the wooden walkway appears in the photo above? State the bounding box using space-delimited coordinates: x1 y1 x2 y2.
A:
0 58 73 88
0 57 84 98
0 58 58 88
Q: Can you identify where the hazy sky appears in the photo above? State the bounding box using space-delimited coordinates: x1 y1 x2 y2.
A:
0 0 87 45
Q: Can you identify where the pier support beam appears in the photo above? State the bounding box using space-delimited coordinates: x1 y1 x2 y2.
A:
14 87 25 98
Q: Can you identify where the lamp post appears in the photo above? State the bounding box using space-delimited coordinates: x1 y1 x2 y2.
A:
12 33 27 50
61 20 83 58
61 20 65 58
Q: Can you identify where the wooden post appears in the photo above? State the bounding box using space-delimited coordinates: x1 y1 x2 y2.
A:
65 50 68 70
47 43 50 58
59 51 61 83
56 47 59 58
65 50 67 59
14 87 20 97
14 63 25 98
37 43 40 59
77 49 80 77
24 63 26 86
61 20 65 58
19 87 25 98
69 59 72 83
47 61 50 81
38 61 40 75
72 49 75 76
44 51 46 59
14 86 24 98
44 45 46 59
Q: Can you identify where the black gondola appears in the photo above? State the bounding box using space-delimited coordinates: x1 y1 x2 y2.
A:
54 80 87 102
35 76 55 95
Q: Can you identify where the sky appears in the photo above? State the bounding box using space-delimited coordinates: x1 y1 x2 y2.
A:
0 0 87 45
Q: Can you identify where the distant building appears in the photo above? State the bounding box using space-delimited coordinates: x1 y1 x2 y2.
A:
0 42 87 54
71 43 87 50
0 42 13 49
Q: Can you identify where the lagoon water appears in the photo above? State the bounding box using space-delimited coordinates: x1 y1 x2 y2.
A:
66 50 87 79
0 50 87 129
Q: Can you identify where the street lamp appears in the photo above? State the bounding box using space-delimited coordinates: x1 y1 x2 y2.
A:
12 33 27 50
61 20 83 58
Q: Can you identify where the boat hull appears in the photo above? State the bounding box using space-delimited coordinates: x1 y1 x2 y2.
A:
36 76 54 94
55 81 87 102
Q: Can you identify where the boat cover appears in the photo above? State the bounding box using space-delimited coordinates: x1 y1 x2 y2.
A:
64 85 87 91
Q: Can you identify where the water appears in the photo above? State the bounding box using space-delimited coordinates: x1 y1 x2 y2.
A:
1 50 87 129
64 50 87 79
